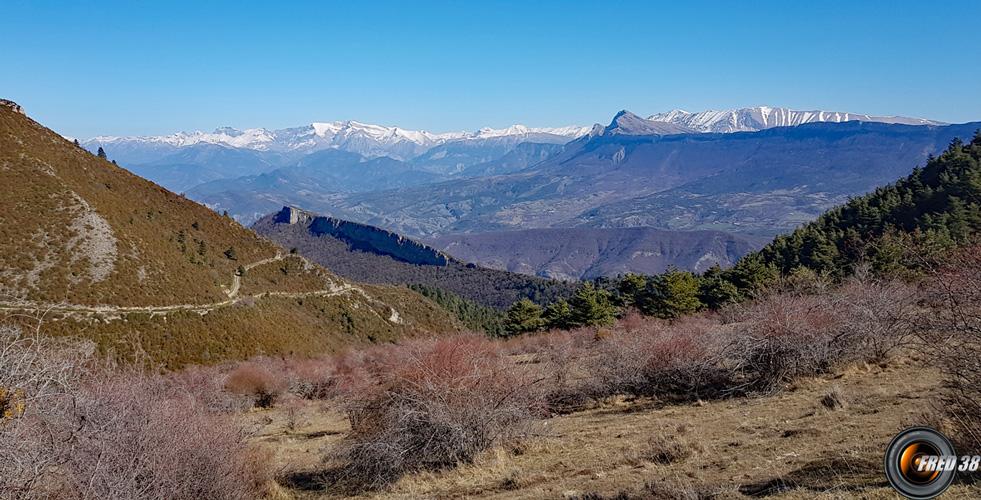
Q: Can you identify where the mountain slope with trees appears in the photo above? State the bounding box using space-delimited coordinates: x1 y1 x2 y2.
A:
757 132 981 276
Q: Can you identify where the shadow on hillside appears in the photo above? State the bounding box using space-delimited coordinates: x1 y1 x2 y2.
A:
739 456 885 496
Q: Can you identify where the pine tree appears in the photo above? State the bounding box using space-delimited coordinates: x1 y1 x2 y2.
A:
616 273 647 308
568 282 617 327
504 299 545 335
97 146 107 159
224 247 238 260
543 299 572 330
637 268 703 319
699 274 740 310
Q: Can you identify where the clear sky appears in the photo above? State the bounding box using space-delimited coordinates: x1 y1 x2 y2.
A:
4 0 980 138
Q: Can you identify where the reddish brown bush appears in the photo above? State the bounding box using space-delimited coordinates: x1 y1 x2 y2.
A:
0 325 270 499
284 358 336 400
224 362 287 408
921 245 981 453
331 336 544 489
61 373 270 500
589 316 727 399
726 292 847 392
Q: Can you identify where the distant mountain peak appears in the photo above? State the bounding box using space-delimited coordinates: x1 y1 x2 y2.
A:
648 106 944 133
603 110 694 136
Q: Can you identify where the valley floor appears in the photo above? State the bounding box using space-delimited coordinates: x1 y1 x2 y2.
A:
247 355 980 499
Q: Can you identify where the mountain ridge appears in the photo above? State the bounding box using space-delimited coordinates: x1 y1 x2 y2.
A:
648 105 944 133
252 208 575 309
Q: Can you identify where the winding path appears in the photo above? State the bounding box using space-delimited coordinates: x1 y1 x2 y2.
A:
0 252 403 324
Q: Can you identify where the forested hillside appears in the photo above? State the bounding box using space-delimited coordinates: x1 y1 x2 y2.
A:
758 132 981 276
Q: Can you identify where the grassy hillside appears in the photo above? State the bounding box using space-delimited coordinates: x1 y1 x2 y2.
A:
0 101 278 306
0 101 458 367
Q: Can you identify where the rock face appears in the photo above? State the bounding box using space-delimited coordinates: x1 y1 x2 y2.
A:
0 99 24 115
254 208 575 309
273 206 449 266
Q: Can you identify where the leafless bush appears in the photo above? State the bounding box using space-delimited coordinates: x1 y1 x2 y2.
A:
0 324 271 499
224 361 287 408
59 372 270 500
331 336 544 489
835 275 918 363
0 324 94 497
589 317 727 399
640 430 698 465
285 358 336 400
726 292 848 393
921 245 981 453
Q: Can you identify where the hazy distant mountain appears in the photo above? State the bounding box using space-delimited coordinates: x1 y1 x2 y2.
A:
321 113 979 236
648 106 944 133
430 227 767 281
84 121 589 196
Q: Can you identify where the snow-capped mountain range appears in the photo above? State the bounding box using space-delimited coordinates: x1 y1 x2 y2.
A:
81 106 944 166
647 106 944 134
85 121 592 162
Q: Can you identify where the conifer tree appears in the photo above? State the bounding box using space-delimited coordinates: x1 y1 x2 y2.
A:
543 299 572 330
504 299 545 335
568 282 617 327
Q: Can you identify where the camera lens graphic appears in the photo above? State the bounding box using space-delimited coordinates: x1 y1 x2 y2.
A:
899 441 941 485
885 427 956 499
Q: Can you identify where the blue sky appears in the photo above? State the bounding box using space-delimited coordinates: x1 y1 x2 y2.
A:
4 0 980 138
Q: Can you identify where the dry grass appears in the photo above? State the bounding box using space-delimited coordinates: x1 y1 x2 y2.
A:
253 356 981 499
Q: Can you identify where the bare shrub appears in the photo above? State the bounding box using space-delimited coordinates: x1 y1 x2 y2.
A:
60 372 270 500
921 245 981 454
225 361 287 408
510 329 596 412
0 324 270 499
285 358 336 400
726 292 848 393
589 317 727 399
835 275 918 363
331 336 544 489
0 325 94 497
641 431 697 465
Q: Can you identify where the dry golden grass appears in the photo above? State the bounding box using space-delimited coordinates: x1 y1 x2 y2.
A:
248 355 981 499
0 106 460 368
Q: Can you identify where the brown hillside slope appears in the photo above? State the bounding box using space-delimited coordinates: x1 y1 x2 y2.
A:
0 101 457 367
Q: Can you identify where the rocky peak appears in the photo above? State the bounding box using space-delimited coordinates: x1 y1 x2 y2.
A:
274 206 311 225
0 99 24 115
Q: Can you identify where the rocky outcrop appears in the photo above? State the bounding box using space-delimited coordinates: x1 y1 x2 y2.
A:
275 206 310 225
273 206 450 266
0 99 24 115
